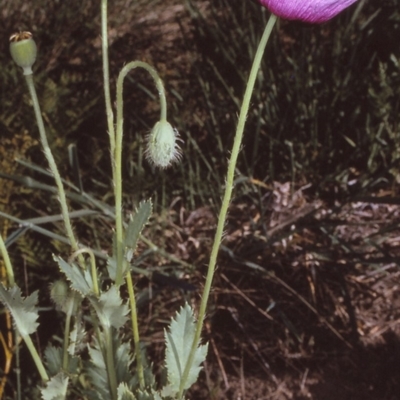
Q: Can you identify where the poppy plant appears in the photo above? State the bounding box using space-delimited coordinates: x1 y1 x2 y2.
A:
258 0 359 23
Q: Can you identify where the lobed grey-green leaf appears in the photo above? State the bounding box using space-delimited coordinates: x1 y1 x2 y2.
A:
164 303 208 395
124 200 152 263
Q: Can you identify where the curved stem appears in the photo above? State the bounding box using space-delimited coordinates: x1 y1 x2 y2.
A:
178 13 278 397
112 60 167 390
24 74 84 267
114 61 167 286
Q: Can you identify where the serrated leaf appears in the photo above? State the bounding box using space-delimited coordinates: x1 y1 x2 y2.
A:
87 336 109 400
128 343 155 390
107 232 119 280
54 256 94 296
86 331 132 399
124 200 152 262
66 355 80 375
68 317 86 355
44 346 63 376
107 255 117 281
89 285 128 330
44 345 80 376
0 284 39 337
115 340 134 385
40 372 69 400
160 385 174 398
135 389 163 400
117 383 136 400
88 338 106 370
135 391 152 400
152 392 162 400
164 303 208 394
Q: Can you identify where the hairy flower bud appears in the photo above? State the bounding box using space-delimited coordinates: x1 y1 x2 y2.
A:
258 0 358 23
9 31 37 75
145 120 182 168
50 280 69 309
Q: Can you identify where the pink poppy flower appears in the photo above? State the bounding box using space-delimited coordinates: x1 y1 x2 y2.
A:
258 0 359 23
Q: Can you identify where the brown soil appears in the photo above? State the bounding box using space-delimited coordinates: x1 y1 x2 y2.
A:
146 179 399 400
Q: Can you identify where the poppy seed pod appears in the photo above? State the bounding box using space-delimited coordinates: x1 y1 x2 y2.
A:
145 120 182 168
258 0 359 23
9 31 37 75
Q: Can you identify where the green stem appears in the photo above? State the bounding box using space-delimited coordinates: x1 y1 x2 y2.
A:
101 0 116 160
126 272 144 388
23 334 49 381
24 74 84 267
62 298 74 371
15 331 21 400
114 61 167 286
61 291 80 371
178 13 278 397
0 233 15 287
105 327 118 400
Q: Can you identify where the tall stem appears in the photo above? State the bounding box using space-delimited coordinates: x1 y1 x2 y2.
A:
23 334 49 381
178 14 278 397
62 299 74 371
24 74 83 267
101 0 116 161
126 272 144 388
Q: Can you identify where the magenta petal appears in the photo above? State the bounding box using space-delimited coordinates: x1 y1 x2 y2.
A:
259 0 359 23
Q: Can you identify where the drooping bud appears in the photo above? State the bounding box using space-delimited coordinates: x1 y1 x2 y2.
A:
145 120 182 168
9 31 37 75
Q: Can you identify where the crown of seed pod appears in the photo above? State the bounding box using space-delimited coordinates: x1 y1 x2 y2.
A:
145 120 182 168
9 31 37 75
